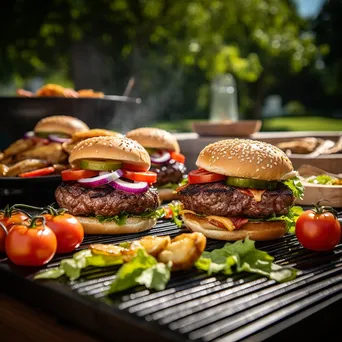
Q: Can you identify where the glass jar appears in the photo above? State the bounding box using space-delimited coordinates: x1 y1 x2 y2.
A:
209 73 239 122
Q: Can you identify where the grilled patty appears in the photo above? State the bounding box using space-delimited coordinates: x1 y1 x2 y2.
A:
151 160 186 187
178 182 294 218
55 183 160 216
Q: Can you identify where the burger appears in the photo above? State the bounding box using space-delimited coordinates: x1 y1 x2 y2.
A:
34 115 90 142
126 127 186 201
55 136 161 234
62 128 123 154
178 139 304 241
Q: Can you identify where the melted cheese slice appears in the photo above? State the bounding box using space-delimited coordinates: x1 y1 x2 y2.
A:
249 189 266 202
239 189 266 202
181 210 236 232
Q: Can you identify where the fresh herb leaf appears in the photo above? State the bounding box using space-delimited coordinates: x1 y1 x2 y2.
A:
265 206 303 234
283 177 304 200
34 249 123 281
167 201 183 227
34 268 65 279
249 206 303 234
95 208 164 226
195 237 297 283
307 174 336 185
136 262 171 291
108 249 170 294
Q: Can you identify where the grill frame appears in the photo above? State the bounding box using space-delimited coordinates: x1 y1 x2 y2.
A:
1 218 342 342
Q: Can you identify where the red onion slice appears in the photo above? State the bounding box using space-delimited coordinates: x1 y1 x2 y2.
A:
23 131 35 139
48 134 72 143
78 169 123 187
110 178 149 193
150 150 171 164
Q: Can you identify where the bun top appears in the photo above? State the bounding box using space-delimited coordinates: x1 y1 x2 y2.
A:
34 115 89 136
196 139 296 181
62 129 123 154
126 127 180 153
69 136 151 171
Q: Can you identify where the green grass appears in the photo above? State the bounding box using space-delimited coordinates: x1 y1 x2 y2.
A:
154 116 342 132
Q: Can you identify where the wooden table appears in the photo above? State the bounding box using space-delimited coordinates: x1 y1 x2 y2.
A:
173 131 342 173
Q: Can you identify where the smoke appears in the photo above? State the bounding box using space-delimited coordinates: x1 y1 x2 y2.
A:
107 52 185 133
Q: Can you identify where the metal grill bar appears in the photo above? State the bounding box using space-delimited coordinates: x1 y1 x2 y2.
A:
1 219 342 342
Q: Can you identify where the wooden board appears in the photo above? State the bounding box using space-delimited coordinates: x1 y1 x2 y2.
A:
192 120 262 137
296 183 342 207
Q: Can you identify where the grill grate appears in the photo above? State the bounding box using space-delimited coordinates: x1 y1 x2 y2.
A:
1 219 342 342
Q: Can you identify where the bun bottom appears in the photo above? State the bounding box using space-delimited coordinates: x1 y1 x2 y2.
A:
77 216 157 235
158 188 180 202
182 213 286 241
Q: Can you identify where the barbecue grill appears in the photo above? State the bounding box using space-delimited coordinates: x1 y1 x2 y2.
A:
1 218 341 342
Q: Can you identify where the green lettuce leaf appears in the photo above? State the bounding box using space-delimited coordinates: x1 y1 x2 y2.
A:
266 205 303 234
283 177 304 200
108 249 171 294
95 208 165 226
249 206 303 234
34 249 123 281
167 201 183 227
195 237 297 283
158 183 179 190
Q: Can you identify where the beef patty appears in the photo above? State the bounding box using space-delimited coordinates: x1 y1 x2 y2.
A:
55 183 160 216
151 160 186 187
178 182 294 218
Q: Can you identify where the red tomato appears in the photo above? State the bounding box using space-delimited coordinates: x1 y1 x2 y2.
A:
5 219 57 266
19 166 55 178
122 162 149 172
188 168 226 184
0 210 30 252
122 170 157 183
61 169 99 181
170 151 186 164
42 213 84 254
295 208 341 252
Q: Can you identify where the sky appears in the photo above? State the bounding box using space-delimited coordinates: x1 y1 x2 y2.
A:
293 0 326 18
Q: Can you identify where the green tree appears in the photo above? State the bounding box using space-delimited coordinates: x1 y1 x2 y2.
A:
0 0 324 119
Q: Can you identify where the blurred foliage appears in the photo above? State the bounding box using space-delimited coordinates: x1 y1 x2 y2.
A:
0 0 331 120
284 100 307 116
155 116 342 132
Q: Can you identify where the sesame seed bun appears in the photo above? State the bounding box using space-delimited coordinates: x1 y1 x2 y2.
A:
62 129 124 154
196 139 297 181
77 216 157 234
126 127 180 153
182 213 286 241
34 115 89 137
69 136 151 171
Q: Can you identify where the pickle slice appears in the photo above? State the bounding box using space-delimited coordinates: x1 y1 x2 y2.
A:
145 147 158 154
80 159 122 171
226 177 277 190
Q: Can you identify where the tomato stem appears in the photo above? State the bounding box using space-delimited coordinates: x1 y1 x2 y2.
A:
0 222 8 236
29 216 46 228
312 200 338 217
0 204 32 219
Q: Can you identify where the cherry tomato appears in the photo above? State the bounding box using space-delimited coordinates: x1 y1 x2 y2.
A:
61 169 99 181
0 209 30 252
42 213 84 254
295 206 341 252
170 151 186 164
5 218 57 266
122 170 157 183
188 168 226 184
